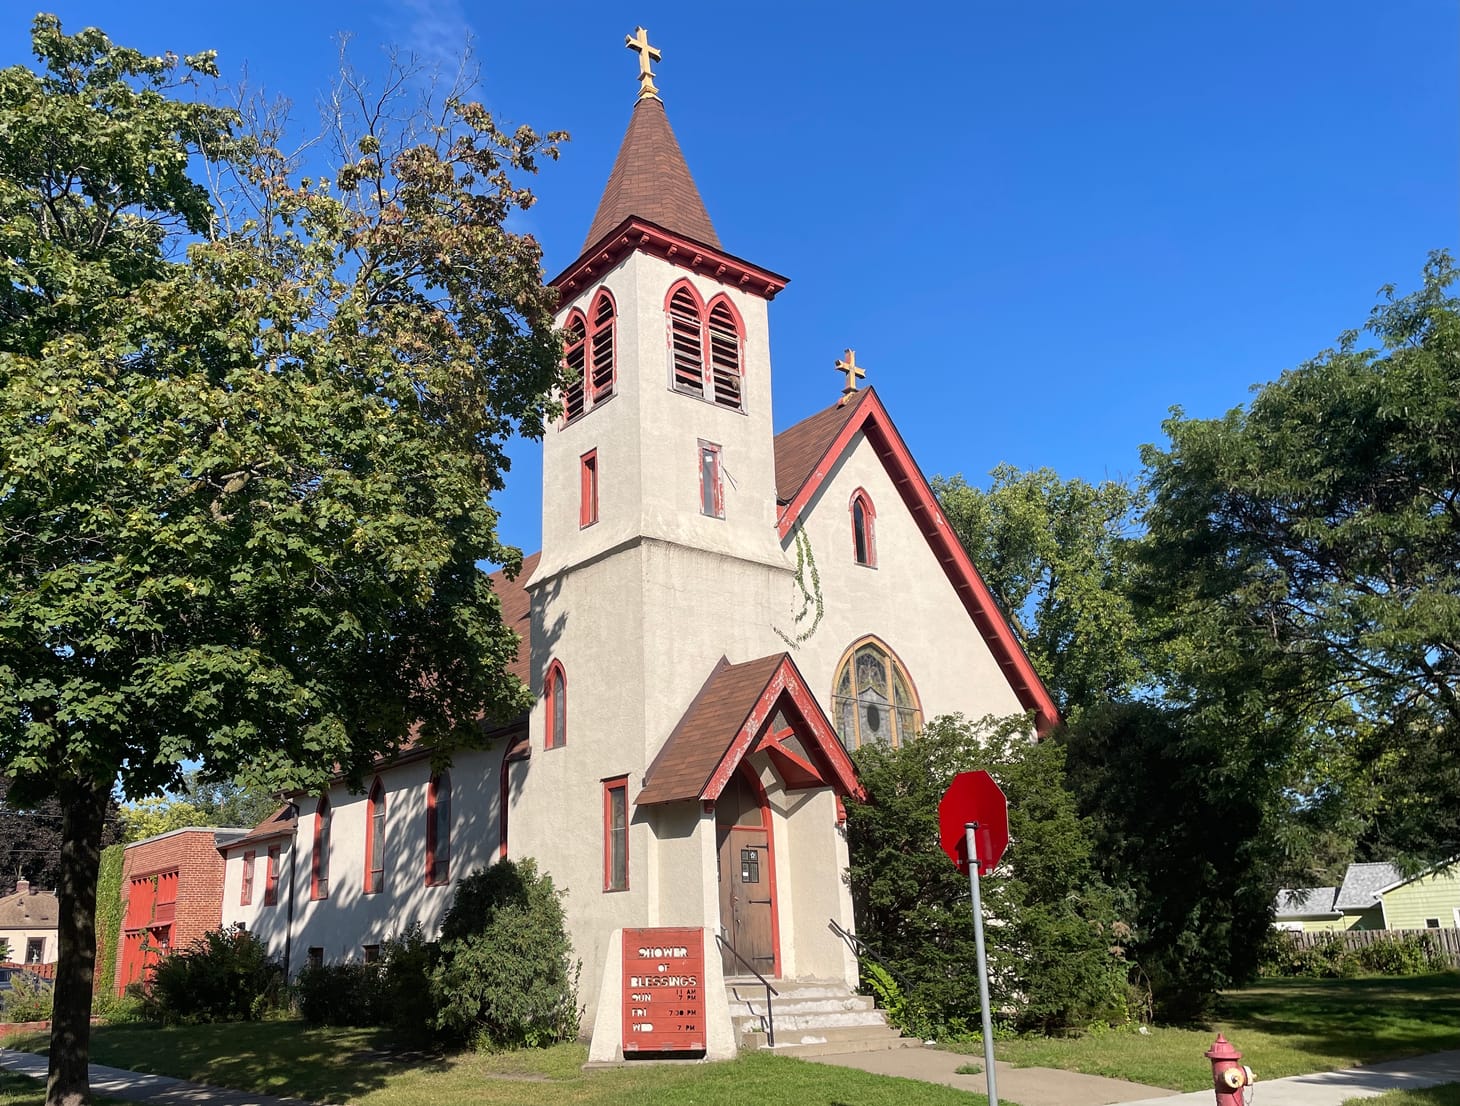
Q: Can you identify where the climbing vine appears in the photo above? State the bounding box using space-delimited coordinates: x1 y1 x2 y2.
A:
774 525 824 647
93 844 124 995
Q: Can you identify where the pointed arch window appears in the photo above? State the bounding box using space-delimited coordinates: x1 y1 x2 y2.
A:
590 291 616 402
310 795 331 901
426 771 452 886
850 489 877 567
545 660 567 750
666 283 746 410
560 291 617 427
364 778 386 895
831 637 922 750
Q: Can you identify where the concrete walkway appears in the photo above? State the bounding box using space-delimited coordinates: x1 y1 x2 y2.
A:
0 1049 323 1106
809 1044 1460 1106
805 1045 1174 1106
1118 1049 1460 1106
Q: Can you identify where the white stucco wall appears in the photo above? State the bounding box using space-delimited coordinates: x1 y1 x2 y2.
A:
785 430 1026 730
0 928 54 964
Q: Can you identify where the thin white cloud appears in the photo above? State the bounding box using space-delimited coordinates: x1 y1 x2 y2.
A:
380 0 473 67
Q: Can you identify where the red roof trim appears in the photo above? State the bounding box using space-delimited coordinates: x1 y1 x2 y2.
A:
550 216 789 309
701 655 864 803
776 388 1061 735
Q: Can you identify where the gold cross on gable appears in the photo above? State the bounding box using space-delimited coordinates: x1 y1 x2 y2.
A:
835 349 867 403
625 27 661 99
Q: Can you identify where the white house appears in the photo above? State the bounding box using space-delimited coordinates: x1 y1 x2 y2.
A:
220 30 1057 1059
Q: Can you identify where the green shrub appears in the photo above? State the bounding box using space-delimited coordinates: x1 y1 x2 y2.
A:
845 714 1131 1036
93 844 125 999
2 973 54 1022
1258 932 1439 978
294 962 385 1026
91 989 148 1025
1355 935 1432 975
145 926 283 1023
431 858 581 1049
379 923 438 1045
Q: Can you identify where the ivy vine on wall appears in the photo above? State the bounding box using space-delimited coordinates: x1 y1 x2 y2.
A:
774 525 824 648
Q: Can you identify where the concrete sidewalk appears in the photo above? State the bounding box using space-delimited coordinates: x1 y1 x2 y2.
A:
807 1044 1460 1106
0 1049 324 1106
1117 1049 1460 1105
805 1045 1174 1106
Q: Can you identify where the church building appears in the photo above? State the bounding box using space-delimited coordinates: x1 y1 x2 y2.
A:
219 28 1057 1059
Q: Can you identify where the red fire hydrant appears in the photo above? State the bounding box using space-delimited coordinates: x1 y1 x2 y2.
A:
1205 1033 1254 1106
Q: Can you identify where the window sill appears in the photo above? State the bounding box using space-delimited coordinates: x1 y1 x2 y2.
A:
668 384 747 415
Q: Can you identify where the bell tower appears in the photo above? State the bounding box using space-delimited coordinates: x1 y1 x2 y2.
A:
527 29 794 763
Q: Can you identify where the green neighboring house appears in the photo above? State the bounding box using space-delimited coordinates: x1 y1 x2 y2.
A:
1275 859 1460 932
1375 857 1460 930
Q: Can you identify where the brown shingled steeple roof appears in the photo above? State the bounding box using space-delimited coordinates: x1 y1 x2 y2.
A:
583 95 720 253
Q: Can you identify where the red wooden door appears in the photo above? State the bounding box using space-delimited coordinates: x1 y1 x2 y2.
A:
718 826 774 976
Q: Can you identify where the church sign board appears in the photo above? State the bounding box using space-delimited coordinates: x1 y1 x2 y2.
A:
621 927 705 1055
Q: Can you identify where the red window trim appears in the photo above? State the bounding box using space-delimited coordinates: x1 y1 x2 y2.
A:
698 440 724 519
310 795 330 901
559 290 617 427
364 777 385 895
240 850 255 906
499 761 511 861
603 775 629 892
545 660 567 750
425 771 452 887
264 845 280 906
580 450 598 528
850 487 877 567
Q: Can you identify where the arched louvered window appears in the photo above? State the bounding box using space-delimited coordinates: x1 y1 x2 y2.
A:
545 660 567 750
562 313 587 422
831 637 923 750
668 285 705 398
364 778 386 894
590 291 616 402
850 489 876 567
706 299 742 410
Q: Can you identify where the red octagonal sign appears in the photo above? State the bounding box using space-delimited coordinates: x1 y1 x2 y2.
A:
938 770 1008 876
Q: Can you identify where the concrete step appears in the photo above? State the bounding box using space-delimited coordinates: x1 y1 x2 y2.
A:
728 994 875 1018
744 1024 918 1057
735 1008 889 1032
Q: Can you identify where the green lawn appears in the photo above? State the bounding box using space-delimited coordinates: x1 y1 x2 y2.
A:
1343 1087 1460 1106
5 1022 990 1106
960 972 1460 1093
0 1071 125 1106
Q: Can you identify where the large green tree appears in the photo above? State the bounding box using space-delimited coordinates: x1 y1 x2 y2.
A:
933 466 1143 718
1140 251 1460 864
0 19 563 1105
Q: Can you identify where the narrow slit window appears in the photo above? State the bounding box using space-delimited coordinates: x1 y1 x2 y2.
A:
310 795 331 901
545 661 567 750
426 771 452 886
365 778 386 894
707 300 742 410
240 851 255 906
580 450 598 528
669 286 705 397
590 292 616 402
699 441 723 519
604 776 629 891
851 490 877 567
264 845 279 906
562 314 587 422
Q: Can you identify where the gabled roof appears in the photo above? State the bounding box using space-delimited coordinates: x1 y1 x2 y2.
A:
772 388 1061 734
1335 862 1404 910
584 96 720 254
0 886 58 930
1374 854 1460 897
225 805 297 851
638 653 863 806
1273 887 1339 918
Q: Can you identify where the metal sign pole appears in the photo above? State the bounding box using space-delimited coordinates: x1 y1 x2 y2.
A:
965 822 999 1106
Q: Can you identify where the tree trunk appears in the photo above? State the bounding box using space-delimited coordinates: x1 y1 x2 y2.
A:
46 775 106 1106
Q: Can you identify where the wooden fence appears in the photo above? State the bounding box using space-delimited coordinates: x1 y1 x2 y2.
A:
1280 927 1460 967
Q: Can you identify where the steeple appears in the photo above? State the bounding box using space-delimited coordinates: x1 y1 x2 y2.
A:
582 29 721 252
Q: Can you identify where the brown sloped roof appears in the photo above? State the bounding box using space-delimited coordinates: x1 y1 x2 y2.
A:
638 655 786 805
226 804 297 849
490 551 538 687
0 887 58 929
773 390 868 505
584 96 720 253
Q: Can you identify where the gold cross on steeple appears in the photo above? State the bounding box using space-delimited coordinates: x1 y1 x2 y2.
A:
626 27 661 100
835 349 867 404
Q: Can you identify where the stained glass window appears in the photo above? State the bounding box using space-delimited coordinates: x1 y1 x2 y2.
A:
830 637 923 750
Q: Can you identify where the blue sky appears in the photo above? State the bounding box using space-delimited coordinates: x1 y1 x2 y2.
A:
4 2 1455 557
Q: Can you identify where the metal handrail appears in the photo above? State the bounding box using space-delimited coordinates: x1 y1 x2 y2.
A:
715 931 779 1048
828 917 915 994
